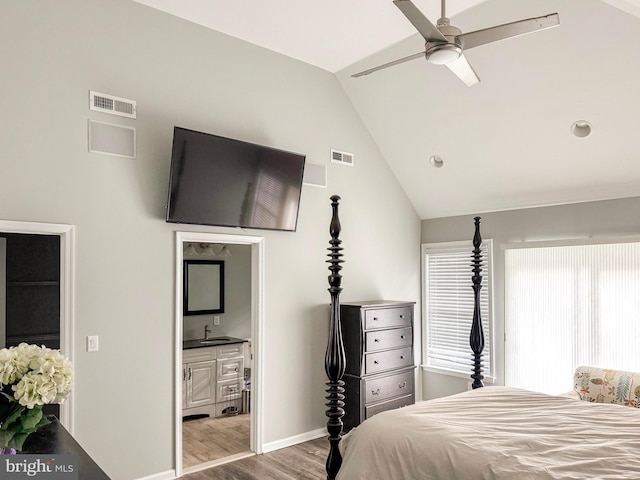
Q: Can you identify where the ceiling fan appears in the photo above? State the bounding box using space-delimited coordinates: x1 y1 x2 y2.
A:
352 0 560 86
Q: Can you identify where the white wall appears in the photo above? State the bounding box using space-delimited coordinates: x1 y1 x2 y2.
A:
2 1 421 478
421 196 640 400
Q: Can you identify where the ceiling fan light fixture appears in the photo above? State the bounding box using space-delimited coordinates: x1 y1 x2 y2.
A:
426 44 462 65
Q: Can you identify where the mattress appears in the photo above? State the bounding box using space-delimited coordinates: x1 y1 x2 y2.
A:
337 386 640 479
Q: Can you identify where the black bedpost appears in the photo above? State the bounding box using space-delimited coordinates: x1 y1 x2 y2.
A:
470 216 485 389
325 195 346 480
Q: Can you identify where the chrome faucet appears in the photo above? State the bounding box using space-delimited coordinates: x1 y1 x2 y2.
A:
204 324 212 340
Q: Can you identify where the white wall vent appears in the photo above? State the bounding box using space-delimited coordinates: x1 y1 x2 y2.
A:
331 149 354 166
89 91 136 119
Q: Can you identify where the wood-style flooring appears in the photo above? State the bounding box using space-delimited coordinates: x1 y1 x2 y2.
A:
181 437 329 480
183 413 251 468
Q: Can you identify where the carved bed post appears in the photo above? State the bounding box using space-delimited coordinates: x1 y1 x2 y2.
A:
325 195 346 480
470 216 485 389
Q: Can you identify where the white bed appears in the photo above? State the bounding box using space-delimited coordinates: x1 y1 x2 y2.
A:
337 386 640 480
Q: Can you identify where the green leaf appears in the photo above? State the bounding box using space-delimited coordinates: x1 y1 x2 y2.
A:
0 429 15 447
0 404 25 431
591 378 604 385
20 406 43 431
11 432 30 451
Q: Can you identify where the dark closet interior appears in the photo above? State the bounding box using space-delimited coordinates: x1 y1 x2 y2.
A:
2 233 61 417
2 233 60 348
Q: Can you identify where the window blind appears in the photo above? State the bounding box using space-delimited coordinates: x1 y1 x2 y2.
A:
424 241 492 377
505 242 640 395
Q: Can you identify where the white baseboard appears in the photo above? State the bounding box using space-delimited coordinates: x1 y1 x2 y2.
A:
135 429 327 479
262 427 327 454
134 469 176 480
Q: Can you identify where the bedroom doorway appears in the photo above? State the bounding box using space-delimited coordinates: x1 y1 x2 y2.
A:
174 232 264 477
0 220 74 431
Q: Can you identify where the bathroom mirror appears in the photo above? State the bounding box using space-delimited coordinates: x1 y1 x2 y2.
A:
183 260 225 315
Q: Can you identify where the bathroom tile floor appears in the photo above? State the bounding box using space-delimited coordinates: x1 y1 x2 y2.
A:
183 413 251 468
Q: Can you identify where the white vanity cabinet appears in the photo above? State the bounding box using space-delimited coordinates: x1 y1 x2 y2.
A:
183 341 246 417
183 346 217 417
214 342 244 415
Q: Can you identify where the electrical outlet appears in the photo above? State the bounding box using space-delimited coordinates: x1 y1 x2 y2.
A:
87 335 99 352
214 316 220 326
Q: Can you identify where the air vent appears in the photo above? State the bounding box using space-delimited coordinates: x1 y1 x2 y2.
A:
89 91 136 119
331 149 354 166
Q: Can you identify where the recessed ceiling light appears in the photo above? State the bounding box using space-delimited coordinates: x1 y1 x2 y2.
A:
429 155 444 168
571 120 592 138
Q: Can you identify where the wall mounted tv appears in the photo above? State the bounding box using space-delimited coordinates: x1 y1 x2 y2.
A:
166 127 306 232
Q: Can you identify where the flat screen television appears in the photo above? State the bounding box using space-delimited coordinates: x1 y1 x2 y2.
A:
166 127 306 231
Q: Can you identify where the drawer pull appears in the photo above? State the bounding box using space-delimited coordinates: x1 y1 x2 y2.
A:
400 355 405 359
374 360 379 365
400 335 405 339
373 317 379 321
398 382 407 389
400 315 404 318
371 388 381 396
374 338 380 343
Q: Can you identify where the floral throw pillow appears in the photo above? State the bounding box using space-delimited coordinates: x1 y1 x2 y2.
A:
574 366 640 408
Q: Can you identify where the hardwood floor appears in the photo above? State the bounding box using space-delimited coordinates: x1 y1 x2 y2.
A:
181 437 329 480
183 413 251 468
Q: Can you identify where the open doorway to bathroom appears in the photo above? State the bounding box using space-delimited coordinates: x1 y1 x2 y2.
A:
174 232 264 477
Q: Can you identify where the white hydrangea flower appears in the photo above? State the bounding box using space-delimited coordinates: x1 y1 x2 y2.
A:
0 343 73 409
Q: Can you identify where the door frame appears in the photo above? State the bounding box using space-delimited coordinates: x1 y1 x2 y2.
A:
174 231 265 477
0 220 75 433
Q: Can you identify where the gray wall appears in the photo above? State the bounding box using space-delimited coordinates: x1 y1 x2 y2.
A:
2 1 420 478
421 196 640 400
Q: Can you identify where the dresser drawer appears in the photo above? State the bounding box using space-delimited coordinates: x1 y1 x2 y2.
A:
365 394 414 419
365 347 412 375
183 346 216 363
217 343 244 359
364 369 414 404
364 307 412 330
216 378 242 402
365 326 412 352
218 357 243 380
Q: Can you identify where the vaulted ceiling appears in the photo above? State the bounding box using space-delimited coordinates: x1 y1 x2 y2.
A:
134 0 640 219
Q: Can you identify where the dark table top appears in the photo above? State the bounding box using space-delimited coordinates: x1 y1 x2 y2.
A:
21 416 111 479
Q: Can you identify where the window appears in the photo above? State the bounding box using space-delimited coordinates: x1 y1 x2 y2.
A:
422 240 493 378
505 241 640 395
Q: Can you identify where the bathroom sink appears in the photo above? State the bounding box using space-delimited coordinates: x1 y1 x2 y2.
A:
183 337 245 349
200 337 232 344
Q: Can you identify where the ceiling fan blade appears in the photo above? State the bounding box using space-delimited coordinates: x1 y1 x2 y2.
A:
351 51 425 78
445 54 480 87
393 0 447 43
458 13 559 51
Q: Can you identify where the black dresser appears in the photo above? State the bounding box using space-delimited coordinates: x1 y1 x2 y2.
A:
341 300 416 430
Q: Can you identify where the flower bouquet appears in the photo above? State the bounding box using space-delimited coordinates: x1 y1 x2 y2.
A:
0 343 73 451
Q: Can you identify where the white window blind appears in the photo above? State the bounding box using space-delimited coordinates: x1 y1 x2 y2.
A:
505 242 640 395
423 240 492 377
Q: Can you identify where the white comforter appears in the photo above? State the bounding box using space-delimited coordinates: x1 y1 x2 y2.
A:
337 386 640 480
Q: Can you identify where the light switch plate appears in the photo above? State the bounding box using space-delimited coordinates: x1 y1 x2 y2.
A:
87 335 99 352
